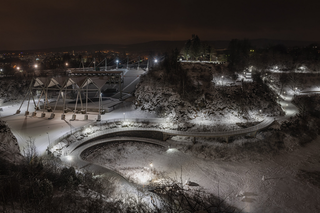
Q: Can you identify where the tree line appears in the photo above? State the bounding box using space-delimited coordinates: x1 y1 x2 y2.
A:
226 39 320 72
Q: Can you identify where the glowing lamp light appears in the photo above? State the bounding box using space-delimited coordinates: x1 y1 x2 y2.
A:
116 60 119 63
137 173 150 183
154 59 158 63
17 67 20 70
34 65 38 68
150 163 153 167
66 156 72 161
166 148 177 153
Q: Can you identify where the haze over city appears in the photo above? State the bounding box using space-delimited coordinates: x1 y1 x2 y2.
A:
1 0 319 50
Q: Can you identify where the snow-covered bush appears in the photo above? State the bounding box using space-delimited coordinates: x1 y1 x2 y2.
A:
0 120 24 163
0 78 30 103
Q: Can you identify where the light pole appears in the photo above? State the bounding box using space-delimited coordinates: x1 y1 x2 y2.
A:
127 56 129 69
34 64 38 76
123 113 125 121
46 132 50 147
154 59 158 69
70 119 72 134
116 60 119 70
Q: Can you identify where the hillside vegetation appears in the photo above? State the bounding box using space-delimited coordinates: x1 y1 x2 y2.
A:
135 61 282 123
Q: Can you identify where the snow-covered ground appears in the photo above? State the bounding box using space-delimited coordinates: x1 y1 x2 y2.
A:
0 100 158 155
1 70 320 212
80 137 320 213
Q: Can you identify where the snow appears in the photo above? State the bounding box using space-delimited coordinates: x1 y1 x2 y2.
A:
1 102 93 155
1 68 320 212
80 137 320 213
0 100 159 155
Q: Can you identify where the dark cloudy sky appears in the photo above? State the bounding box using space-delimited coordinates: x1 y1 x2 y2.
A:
1 0 319 50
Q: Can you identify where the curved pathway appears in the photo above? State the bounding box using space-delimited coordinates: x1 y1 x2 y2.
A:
63 117 275 155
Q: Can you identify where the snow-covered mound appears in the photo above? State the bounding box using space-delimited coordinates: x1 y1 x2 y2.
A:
0 120 23 163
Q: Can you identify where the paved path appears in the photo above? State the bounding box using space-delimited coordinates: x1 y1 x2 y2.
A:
266 83 299 121
62 117 275 155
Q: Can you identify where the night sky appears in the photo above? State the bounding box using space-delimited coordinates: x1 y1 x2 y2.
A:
1 0 319 50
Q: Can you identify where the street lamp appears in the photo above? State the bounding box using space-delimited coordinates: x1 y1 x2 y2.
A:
46 132 50 147
70 119 72 134
123 112 125 121
34 64 38 68
116 60 119 69
65 62 68 66
153 59 158 69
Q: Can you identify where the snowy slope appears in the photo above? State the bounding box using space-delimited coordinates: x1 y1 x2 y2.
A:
135 63 282 123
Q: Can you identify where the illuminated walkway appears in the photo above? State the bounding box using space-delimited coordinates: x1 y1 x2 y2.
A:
62 117 275 155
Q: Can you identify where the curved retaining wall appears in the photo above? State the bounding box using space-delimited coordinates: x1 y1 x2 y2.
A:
57 117 275 155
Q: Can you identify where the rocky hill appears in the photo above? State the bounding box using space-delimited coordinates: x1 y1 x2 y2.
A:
135 63 282 123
